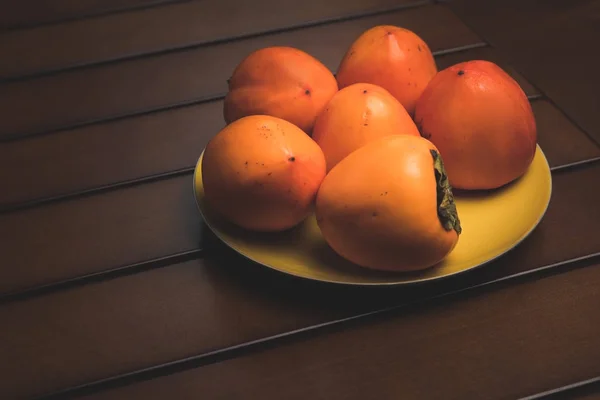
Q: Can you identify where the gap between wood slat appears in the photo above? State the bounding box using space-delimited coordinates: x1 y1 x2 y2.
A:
0 0 432 84
35 251 600 400
0 167 194 214
0 0 193 33
0 249 202 305
0 89 539 215
519 376 600 400
438 2 600 151
540 93 600 150
0 42 487 144
549 156 600 173
1 4 594 397
1 156 598 306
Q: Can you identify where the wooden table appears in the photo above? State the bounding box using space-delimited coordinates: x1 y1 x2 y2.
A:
1 1 599 398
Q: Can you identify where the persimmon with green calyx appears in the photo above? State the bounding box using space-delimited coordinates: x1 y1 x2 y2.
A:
223 46 338 135
312 83 420 172
414 60 537 190
315 135 461 272
336 25 437 116
202 115 327 232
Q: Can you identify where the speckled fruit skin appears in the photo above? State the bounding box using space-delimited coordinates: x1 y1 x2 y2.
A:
202 115 326 232
312 83 420 172
223 46 338 135
335 25 437 116
315 135 460 272
414 60 537 190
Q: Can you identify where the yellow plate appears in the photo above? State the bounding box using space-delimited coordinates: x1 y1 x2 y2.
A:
193 145 552 286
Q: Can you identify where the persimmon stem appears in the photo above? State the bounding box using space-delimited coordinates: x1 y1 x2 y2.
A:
431 149 462 234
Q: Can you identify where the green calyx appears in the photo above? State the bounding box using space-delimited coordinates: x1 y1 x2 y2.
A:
431 149 462 235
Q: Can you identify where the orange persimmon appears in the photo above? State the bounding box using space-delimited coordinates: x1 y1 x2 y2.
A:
414 60 537 190
315 135 461 272
336 25 437 116
312 83 420 172
223 46 338 134
202 115 327 232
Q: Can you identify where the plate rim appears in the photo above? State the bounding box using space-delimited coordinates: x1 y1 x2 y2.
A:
193 144 553 287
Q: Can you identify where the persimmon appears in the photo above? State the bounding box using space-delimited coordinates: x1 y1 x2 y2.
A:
336 25 437 116
312 83 420 172
315 135 461 272
414 60 537 190
201 115 326 232
223 46 338 134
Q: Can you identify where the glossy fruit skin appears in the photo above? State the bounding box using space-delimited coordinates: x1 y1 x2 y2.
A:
315 135 460 272
202 115 327 232
223 46 338 134
336 25 437 116
312 83 420 172
414 60 537 190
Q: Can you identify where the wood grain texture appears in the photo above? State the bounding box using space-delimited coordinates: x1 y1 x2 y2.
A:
1 2 598 399
81 262 600 400
0 133 597 296
0 174 202 295
0 4 481 139
447 0 600 145
0 0 421 79
0 258 360 399
0 0 186 31
0 99 222 208
1 163 599 399
532 100 600 169
2 94 598 209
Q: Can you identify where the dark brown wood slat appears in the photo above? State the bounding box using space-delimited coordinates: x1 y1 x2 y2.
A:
0 174 202 295
0 258 360 399
2 94 599 209
1 164 599 399
533 100 600 169
0 0 422 79
564 383 600 400
447 0 600 146
0 119 598 296
524 378 600 400
435 45 539 97
572 391 600 400
0 99 221 208
81 262 600 400
0 4 482 139
0 0 186 31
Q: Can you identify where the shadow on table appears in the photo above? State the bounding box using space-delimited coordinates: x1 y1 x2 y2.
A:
197 217 566 319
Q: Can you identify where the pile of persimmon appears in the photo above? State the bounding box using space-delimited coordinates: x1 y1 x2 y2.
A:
200 24 537 273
